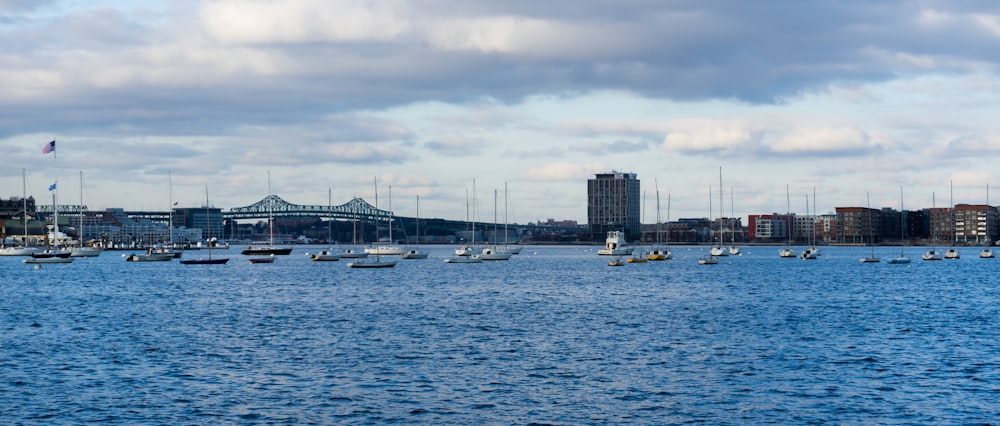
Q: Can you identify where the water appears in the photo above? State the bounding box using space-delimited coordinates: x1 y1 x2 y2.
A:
2 245 999 424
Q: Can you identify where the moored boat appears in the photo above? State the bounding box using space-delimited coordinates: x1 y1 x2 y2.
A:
597 231 633 256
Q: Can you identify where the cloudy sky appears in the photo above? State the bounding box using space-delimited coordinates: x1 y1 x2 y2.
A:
4 0 1000 225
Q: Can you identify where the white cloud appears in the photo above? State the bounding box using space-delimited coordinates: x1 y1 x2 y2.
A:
520 162 609 181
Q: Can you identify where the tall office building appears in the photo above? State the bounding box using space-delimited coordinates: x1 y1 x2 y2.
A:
587 171 641 240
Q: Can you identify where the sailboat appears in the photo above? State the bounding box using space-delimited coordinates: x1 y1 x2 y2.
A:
944 180 960 259
889 186 911 264
710 169 728 257
779 184 797 258
27 140 74 264
67 171 102 257
647 180 671 261
728 186 741 255
981 184 994 259
502 184 522 255
181 185 230 265
348 177 397 268
241 172 293 256
800 188 819 260
365 185 404 256
480 192 512 261
454 185 475 256
860 192 880 263
627 190 648 263
923 192 943 261
401 195 429 259
699 185 719 265
311 188 341 261
1 169 43 256
447 182 482 263
339 208 368 258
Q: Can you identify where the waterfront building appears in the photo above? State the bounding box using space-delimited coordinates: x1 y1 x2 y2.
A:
748 213 793 242
952 204 999 244
836 207 881 244
587 171 641 240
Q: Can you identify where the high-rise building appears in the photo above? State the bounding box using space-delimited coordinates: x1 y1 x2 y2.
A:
587 171 640 240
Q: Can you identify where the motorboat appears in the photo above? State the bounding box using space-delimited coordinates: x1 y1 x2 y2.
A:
597 231 633 256
125 249 174 262
698 255 719 265
401 249 429 259
24 256 74 264
778 248 797 258
944 248 960 259
980 248 994 258
310 250 341 261
922 250 943 261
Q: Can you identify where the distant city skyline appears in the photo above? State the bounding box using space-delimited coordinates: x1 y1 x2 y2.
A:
3 2 1000 223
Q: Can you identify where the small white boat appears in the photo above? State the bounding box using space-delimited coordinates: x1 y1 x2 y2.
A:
597 231 633 256
944 248 960 259
800 247 819 260
778 248 797 258
710 246 728 257
339 249 369 258
480 247 512 261
889 256 911 264
125 250 174 262
401 249 428 259
454 246 474 256
0 246 44 256
364 244 404 256
347 259 397 268
444 255 482 264
980 248 994 258
67 246 103 257
608 257 625 266
922 250 943 261
24 256 74 264
860 256 880 263
698 255 719 265
310 250 341 261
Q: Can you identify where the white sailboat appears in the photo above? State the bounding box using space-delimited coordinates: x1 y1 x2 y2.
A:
1 169 43 256
348 177 397 268
365 185 404 256
710 169 728 257
890 186 911 264
242 172 293 256
944 180 960 259
339 211 368 259
67 171 102 257
180 185 230 265
779 184 797 258
800 188 819 260
311 188 341 261
728 185 741 255
448 181 483 263
700 185 719 265
401 195 429 259
502 184 522 255
860 192 880 263
627 190 648 263
481 189 512 261
923 192 943 261
28 140 74 263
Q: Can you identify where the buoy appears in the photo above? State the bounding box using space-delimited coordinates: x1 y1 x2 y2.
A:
34 264 42 269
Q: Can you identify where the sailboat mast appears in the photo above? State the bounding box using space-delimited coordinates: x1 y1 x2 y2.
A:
79 170 84 248
205 184 212 259
267 171 274 247
22 168 28 245
168 170 174 245
719 167 724 246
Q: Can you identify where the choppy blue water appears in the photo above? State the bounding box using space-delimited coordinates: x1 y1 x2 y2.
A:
2 245 999 424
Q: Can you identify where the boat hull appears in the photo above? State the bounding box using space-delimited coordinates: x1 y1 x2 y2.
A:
241 247 293 255
180 258 230 265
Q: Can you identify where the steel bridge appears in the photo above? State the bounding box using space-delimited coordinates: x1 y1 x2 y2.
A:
226 195 390 221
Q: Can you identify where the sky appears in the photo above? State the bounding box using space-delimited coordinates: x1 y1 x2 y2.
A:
3 0 1000 225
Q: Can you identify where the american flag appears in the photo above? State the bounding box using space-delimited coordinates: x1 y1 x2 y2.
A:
42 140 55 155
